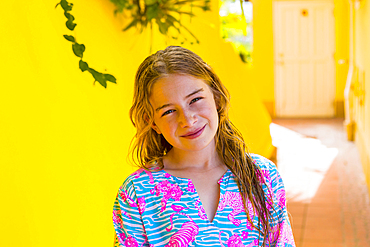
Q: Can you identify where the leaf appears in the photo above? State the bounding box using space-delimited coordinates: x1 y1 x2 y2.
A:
55 3 60 8
166 14 179 24
146 4 160 21
123 19 138 31
72 43 85 58
164 16 174 27
60 0 73 12
175 11 195 17
104 74 117 83
201 5 211 11
144 0 157 5
79 60 89 72
66 19 77 31
126 4 134 10
156 20 168 35
99 80 107 88
63 35 75 42
166 15 181 34
65 12 76 31
172 0 191 6
88 68 107 88
64 11 75 20
156 16 172 35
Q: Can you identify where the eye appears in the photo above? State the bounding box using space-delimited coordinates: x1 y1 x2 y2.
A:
161 109 175 117
190 97 203 104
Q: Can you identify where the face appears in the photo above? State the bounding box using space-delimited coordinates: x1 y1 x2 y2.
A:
149 74 219 153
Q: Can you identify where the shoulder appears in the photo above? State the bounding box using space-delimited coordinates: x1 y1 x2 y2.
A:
250 153 278 176
118 167 161 198
249 153 284 192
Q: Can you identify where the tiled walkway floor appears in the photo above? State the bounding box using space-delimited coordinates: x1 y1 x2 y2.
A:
271 118 370 247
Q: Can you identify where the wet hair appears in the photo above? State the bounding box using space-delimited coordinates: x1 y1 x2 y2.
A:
129 46 273 245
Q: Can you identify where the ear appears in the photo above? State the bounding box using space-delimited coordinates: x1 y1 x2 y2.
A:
215 98 221 111
151 122 162 134
143 113 150 124
213 93 221 110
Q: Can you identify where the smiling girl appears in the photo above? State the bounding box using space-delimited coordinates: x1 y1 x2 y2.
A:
113 46 295 247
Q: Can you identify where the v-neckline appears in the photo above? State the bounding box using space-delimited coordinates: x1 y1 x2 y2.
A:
159 169 231 223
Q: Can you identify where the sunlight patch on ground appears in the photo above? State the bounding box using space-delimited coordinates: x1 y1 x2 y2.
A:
270 123 339 203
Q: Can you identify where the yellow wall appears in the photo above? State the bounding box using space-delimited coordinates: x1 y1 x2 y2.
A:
352 0 370 192
0 1 273 246
252 0 275 104
252 0 349 117
335 0 350 102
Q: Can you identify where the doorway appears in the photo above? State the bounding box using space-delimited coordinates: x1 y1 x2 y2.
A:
273 0 336 117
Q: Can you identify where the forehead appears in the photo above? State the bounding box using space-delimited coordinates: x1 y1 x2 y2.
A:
149 74 213 102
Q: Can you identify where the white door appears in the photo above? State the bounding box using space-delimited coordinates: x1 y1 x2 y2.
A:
273 1 335 117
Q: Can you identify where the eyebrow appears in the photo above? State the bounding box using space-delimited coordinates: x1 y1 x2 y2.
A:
155 88 204 112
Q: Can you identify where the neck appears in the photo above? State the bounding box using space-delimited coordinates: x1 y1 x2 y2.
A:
164 140 222 171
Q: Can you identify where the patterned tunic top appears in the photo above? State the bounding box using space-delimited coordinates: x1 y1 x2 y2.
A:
112 154 295 247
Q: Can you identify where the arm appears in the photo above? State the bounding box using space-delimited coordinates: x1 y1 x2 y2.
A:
265 158 296 247
252 154 296 247
113 178 149 247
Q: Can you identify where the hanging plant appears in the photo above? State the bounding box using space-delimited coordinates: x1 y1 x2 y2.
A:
56 0 117 88
110 0 211 48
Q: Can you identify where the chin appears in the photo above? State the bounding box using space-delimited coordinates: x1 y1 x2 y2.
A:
184 140 216 152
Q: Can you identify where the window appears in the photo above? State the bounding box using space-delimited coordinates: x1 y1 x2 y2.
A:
219 0 253 63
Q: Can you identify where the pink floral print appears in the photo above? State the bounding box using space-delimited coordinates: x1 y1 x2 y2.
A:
113 154 296 247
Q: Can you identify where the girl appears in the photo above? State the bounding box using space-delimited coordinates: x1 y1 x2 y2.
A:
113 46 295 247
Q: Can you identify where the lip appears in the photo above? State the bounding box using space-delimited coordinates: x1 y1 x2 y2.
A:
181 125 206 139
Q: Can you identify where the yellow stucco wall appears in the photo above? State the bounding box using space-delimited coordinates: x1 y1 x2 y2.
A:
252 0 275 103
0 1 273 246
353 0 370 192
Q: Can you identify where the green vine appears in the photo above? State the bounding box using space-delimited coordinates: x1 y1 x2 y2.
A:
56 0 117 88
110 0 211 49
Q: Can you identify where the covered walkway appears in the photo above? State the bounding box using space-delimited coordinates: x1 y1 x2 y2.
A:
271 118 370 247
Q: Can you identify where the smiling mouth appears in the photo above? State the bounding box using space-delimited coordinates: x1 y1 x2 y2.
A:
181 125 206 139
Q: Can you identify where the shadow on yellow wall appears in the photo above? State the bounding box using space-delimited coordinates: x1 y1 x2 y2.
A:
0 1 272 246
347 0 370 193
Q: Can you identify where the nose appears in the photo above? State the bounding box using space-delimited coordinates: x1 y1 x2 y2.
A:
178 109 197 128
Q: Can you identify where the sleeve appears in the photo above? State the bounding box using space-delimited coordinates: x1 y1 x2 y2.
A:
265 158 296 247
112 178 149 247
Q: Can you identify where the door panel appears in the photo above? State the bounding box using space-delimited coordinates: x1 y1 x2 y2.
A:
274 1 335 117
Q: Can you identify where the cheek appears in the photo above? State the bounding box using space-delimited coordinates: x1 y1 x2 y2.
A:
200 102 219 122
156 119 177 135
